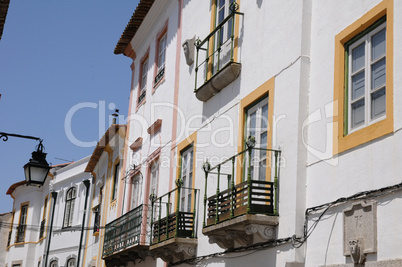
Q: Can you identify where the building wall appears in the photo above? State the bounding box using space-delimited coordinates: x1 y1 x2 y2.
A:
305 0 402 266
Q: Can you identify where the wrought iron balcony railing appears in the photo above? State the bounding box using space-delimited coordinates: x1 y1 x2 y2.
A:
194 3 243 98
39 219 45 239
202 143 281 228
150 186 200 245
103 204 144 258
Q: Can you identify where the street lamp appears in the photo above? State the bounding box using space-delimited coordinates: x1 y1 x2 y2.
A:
0 132 51 186
23 140 51 186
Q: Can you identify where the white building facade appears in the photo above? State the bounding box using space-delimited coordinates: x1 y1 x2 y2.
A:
104 0 402 267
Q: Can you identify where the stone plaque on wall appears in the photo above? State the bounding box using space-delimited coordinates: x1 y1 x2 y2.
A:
343 201 377 256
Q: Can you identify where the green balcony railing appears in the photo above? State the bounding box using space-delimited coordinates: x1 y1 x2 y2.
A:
102 204 144 258
202 138 281 228
194 2 243 91
150 186 200 245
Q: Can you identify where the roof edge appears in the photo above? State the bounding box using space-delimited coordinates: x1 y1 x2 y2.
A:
114 0 155 55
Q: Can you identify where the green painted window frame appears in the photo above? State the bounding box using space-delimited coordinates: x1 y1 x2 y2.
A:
343 16 386 136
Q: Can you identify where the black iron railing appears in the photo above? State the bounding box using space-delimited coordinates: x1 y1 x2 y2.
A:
150 186 199 245
202 142 281 227
102 204 144 258
154 66 165 85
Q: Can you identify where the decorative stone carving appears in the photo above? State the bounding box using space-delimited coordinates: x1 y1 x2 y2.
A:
183 36 195 66
226 230 253 247
175 245 196 257
209 235 234 250
245 224 275 240
349 238 365 264
343 201 377 256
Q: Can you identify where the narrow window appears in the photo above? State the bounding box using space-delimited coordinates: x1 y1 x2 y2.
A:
138 59 148 104
39 197 48 238
63 188 76 228
93 205 100 234
111 162 120 201
245 97 269 181
347 20 386 133
50 261 58 267
157 34 166 71
67 258 76 267
16 204 28 243
180 147 193 212
131 173 141 209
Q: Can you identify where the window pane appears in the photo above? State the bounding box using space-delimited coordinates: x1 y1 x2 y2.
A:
249 111 256 138
258 159 266 181
261 104 268 130
351 98 365 128
352 42 365 72
371 87 386 119
371 58 386 90
351 71 365 100
371 28 386 61
219 0 225 9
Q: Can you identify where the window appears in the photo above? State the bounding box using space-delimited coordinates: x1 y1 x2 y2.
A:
333 0 393 154
131 173 141 209
150 160 159 197
180 147 193 212
236 77 274 184
16 204 28 243
347 20 386 132
154 33 167 86
138 55 149 105
246 97 269 181
211 0 237 76
216 0 235 45
50 261 58 267
67 258 76 267
63 188 76 228
93 205 100 234
40 197 48 238
7 210 14 247
111 162 120 201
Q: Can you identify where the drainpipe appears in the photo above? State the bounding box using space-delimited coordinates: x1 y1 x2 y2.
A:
43 191 58 267
77 179 91 267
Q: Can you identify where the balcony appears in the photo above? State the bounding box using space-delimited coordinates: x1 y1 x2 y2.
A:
194 3 243 102
149 186 199 263
102 205 149 266
202 142 281 250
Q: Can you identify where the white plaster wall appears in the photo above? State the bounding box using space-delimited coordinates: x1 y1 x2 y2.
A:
305 0 402 266
5 174 55 267
123 0 312 266
49 157 90 267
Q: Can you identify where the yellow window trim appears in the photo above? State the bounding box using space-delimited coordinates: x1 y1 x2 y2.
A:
236 77 275 184
333 0 393 155
175 131 197 211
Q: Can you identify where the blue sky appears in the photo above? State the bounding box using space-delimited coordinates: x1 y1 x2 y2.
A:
0 0 140 214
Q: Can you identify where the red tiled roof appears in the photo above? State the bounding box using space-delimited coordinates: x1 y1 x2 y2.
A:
6 180 26 195
0 0 10 40
114 0 155 55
